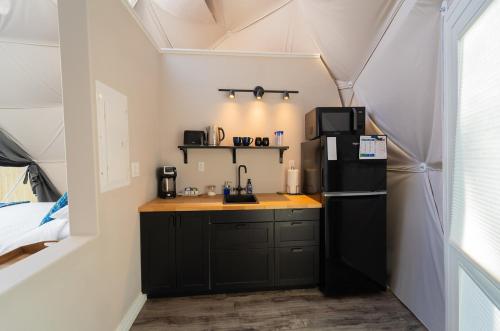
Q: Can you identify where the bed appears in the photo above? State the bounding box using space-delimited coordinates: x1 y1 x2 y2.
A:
0 202 69 256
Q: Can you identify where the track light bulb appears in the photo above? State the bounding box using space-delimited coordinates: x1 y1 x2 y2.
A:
229 90 235 99
283 91 290 100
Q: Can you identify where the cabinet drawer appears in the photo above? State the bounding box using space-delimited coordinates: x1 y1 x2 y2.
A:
210 210 273 223
212 222 273 249
276 246 318 287
212 248 274 290
275 220 319 247
275 208 320 222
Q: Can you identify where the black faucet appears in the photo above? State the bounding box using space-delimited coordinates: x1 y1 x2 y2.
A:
235 164 247 195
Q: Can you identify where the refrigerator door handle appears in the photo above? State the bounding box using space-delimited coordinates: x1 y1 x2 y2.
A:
323 191 387 197
352 107 357 131
324 202 330 259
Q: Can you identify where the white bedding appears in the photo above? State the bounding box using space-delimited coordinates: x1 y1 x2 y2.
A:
0 203 69 255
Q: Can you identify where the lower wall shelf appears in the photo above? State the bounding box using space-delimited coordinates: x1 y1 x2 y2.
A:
178 145 289 164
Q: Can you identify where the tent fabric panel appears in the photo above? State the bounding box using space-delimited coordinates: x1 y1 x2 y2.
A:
134 0 172 48
365 114 420 169
215 0 319 53
151 0 225 49
354 1 444 330
0 107 65 162
0 0 59 45
152 0 217 24
0 42 62 108
299 0 402 82
210 0 291 32
354 0 442 163
387 172 444 331
39 162 68 194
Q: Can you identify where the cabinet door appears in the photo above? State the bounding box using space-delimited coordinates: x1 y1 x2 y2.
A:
211 220 274 291
212 248 274 290
175 212 209 292
140 213 176 295
276 246 318 287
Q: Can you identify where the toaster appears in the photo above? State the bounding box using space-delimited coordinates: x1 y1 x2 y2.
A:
183 130 206 145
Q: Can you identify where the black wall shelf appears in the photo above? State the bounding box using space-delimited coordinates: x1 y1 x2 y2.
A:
178 145 289 164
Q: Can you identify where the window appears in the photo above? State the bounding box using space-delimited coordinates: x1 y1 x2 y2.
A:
0 166 37 202
450 0 500 280
445 0 500 330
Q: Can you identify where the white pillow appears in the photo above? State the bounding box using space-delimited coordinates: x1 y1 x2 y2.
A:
51 205 69 219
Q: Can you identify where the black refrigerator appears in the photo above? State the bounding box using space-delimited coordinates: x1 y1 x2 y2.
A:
301 135 387 295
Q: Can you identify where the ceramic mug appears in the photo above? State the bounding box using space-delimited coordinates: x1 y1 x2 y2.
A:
242 137 254 146
255 137 262 146
262 137 270 146
233 137 242 146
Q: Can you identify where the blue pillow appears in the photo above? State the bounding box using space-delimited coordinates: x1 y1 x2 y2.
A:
40 192 68 226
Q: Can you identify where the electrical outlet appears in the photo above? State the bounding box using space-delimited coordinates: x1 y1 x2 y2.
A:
131 162 140 177
198 161 205 172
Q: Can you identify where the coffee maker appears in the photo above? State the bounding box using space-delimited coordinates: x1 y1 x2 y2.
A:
157 166 177 199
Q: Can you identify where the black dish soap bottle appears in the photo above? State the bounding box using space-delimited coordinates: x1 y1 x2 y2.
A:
246 179 253 194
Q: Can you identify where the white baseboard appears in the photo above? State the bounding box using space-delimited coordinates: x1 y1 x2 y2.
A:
116 292 147 331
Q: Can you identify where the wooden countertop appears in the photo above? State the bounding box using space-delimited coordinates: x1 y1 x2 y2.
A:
138 194 322 212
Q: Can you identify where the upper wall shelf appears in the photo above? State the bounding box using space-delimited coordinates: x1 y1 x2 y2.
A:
178 145 289 164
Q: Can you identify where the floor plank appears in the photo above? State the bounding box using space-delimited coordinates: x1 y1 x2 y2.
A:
132 288 426 331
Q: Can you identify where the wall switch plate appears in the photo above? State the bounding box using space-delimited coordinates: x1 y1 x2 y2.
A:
131 162 140 177
198 161 205 172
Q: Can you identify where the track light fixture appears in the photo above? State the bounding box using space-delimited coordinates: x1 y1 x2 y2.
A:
218 86 299 100
253 86 265 100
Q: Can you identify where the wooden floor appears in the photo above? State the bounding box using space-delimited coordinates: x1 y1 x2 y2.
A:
132 288 425 331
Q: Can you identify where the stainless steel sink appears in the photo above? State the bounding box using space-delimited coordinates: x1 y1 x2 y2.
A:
224 194 258 204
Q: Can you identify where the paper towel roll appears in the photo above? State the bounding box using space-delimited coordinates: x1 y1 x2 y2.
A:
287 168 299 194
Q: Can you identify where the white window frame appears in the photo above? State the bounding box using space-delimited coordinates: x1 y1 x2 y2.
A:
443 0 500 330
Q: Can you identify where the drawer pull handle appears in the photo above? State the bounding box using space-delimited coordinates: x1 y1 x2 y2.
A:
235 224 246 229
291 221 302 226
291 209 304 213
291 248 303 253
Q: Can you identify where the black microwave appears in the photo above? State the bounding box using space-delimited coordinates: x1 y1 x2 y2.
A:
305 107 365 140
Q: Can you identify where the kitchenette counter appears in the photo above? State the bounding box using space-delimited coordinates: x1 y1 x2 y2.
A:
138 193 322 212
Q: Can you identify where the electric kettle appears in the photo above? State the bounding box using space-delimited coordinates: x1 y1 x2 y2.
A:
206 125 225 146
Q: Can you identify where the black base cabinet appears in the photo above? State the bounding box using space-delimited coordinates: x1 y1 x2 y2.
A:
175 212 210 293
140 212 176 295
140 208 319 297
140 212 209 297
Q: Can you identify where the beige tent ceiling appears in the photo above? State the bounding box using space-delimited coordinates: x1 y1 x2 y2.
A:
134 0 402 83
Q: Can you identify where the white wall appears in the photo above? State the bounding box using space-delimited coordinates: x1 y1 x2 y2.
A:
0 0 161 330
160 53 341 193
